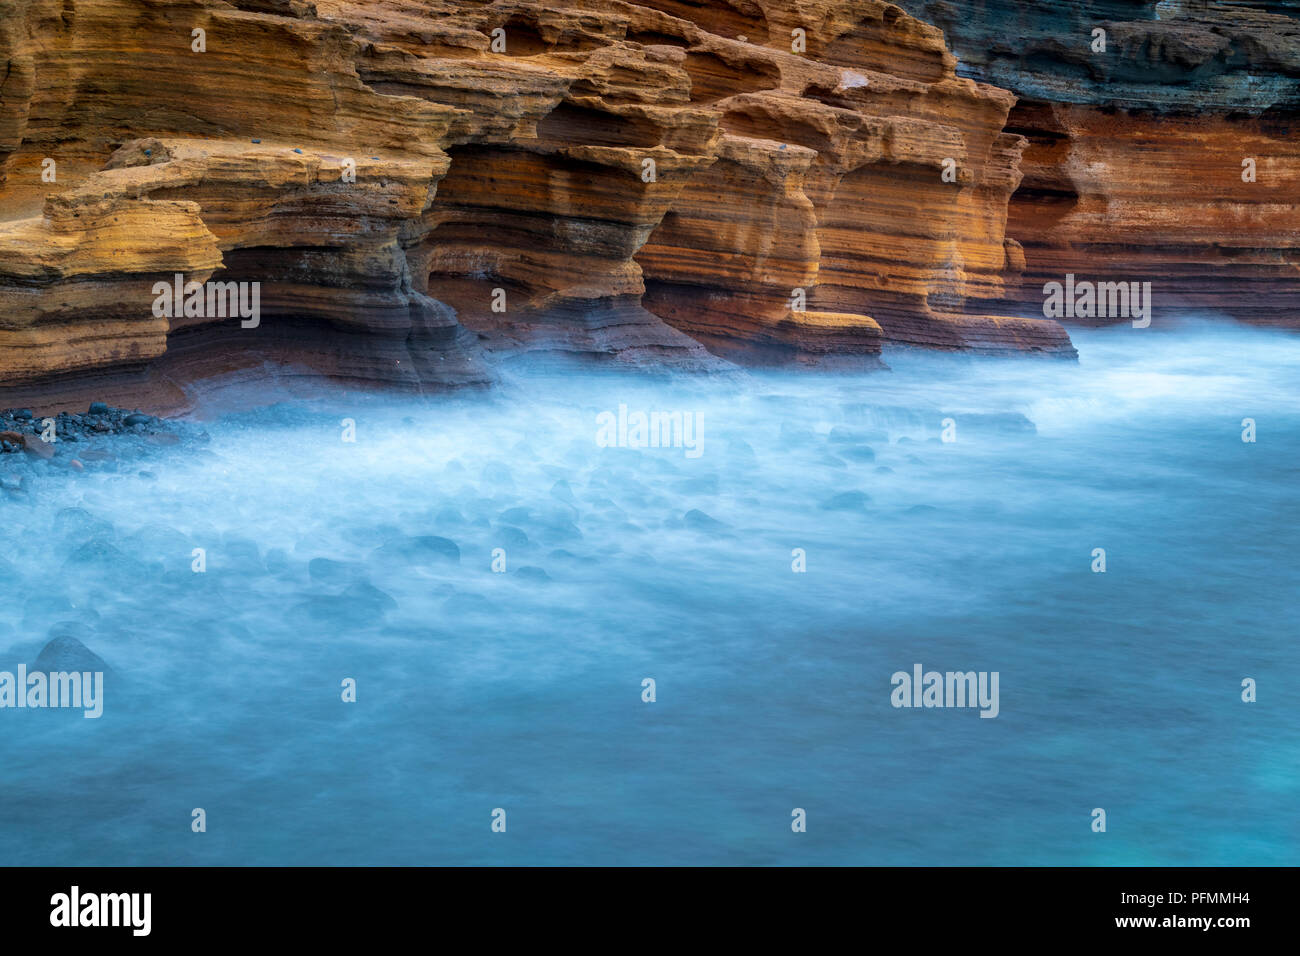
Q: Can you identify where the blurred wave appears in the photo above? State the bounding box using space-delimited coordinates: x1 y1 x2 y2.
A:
0 322 1296 865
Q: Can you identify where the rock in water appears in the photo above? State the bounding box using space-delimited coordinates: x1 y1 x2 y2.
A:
821 491 871 512
684 509 730 532
374 535 460 564
21 435 53 459
33 633 113 676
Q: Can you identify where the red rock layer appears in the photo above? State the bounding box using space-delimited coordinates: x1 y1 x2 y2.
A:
0 0 1080 408
999 103 1300 328
894 0 1300 331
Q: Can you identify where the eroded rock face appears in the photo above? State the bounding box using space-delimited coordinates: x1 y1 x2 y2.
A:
895 0 1300 328
25 1 1280 405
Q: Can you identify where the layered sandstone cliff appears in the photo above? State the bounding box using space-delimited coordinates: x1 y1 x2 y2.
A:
5 1 1296 404
895 0 1300 328
0 0 1083 405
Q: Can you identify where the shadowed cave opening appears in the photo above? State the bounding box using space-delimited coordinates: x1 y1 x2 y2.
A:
491 14 607 56
631 0 769 43
1004 99 1082 237
719 106 832 153
683 50 781 103
626 29 691 49
536 101 665 148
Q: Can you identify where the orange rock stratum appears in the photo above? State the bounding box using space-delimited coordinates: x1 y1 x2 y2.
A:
0 0 1294 403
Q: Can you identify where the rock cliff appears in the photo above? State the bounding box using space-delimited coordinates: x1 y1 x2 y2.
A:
894 0 1300 328
0 1 1293 405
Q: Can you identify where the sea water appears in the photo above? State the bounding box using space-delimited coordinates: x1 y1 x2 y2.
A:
0 323 1296 865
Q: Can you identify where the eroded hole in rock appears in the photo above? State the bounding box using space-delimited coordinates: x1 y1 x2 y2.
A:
801 82 862 111
495 15 549 55
491 13 606 56
1004 100 1081 235
632 0 768 43
422 144 589 324
683 50 780 103
536 101 663 148
626 29 690 49
719 107 828 151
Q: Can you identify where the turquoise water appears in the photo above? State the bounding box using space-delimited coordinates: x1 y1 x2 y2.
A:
1 324 1296 865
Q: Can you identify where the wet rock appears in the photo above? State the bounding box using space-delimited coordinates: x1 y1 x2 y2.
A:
375 535 460 564
726 438 756 461
22 435 54 459
33 632 113 676
124 524 190 570
941 412 1037 436
343 581 397 613
829 425 889 444
684 508 729 532
293 583 395 627
88 402 110 416
779 423 817 446
63 537 130 570
54 507 114 542
220 537 264 573
495 526 530 549
443 592 493 615
435 507 466 526
840 445 876 463
550 479 576 505
528 510 583 543
547 548 596 565
308 557 364 584
821 491 871 511
481 462 514 488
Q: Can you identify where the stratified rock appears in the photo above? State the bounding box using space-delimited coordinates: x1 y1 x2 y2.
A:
27 0 1295 403
895 0 1300 329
